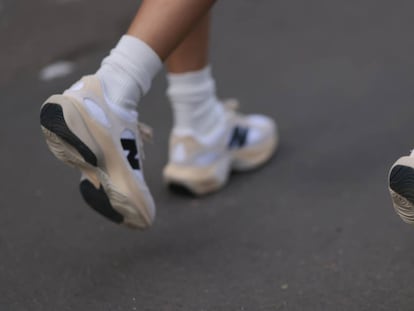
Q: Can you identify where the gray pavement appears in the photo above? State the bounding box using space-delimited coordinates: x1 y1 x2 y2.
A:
2 0 414 310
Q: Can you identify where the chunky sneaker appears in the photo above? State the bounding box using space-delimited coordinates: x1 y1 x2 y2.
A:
163 99 278 195
388 152 414 225
40 75 155 229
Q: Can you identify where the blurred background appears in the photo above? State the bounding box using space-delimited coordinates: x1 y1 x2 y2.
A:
2 0 414 310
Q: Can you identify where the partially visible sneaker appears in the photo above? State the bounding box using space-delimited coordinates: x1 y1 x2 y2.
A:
163 99 278 195
389 152 414 225
40 75 155 229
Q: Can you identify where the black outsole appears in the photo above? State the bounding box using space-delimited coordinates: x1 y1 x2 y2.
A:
389 165 414 204
80 180 124 224
40 103 98 167
167 183 197 197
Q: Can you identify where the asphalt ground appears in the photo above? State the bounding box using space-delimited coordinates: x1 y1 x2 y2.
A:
2 0 414 310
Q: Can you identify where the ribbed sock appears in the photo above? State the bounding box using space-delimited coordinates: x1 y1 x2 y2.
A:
167 66 225 137
96 35 162 111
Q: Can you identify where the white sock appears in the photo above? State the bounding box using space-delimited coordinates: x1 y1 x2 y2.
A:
96 35 162 111
167 66 225 137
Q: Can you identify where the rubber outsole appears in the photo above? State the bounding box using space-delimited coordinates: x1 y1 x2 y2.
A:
168 182 205 197
40 103 97 167
389 165 414 203
40 102 127 225
389 164 414 224
79 179 124 224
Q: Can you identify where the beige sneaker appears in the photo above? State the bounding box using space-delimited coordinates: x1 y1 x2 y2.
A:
389 153 414 225
163 100 279 195
40 75 155 229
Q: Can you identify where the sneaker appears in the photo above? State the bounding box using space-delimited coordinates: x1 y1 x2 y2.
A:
163 99 279 195
40 75 155 229
389 152 414 225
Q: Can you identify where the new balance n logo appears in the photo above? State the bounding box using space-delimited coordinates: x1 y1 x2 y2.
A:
228 126 249 149
121 138 140 170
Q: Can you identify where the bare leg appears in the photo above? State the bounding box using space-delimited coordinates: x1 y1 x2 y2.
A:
128 0 215 60
166 13 210 73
